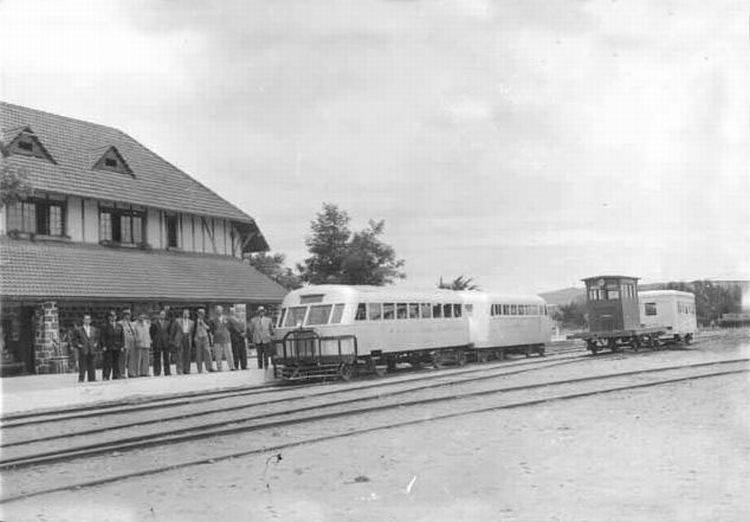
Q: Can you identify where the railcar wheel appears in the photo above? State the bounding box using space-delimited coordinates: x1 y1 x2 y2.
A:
536 345 545 357
478 350 489 363
587 340 599 355
684 334 693 345
386 357 397 373
432 351 444 369
456 351 467 367
340 363 355 381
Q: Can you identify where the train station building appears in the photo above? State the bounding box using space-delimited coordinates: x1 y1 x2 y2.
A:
0 102 286 376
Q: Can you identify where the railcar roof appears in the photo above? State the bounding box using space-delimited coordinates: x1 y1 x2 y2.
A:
639 290 695 298
286 285 545 304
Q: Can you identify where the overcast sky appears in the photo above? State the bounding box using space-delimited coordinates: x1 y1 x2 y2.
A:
1 0 748 293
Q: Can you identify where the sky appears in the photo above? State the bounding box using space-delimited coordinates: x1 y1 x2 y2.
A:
1 0 748 293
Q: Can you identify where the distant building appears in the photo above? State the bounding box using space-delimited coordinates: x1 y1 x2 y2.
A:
0 102 285 375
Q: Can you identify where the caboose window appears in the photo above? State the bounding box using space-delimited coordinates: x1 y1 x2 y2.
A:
307 305 333 325
368 303 382 321
330 304 345 324
644 302 657 316
284 306 307 327
420 303 432 319
432 303 442 318
355 303 367 321
607 289 620 300
383 303 395 320
408 303 420 319
396 303 408 319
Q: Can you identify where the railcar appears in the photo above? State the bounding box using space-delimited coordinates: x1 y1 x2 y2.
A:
638 290 696 344
460 291 550 360
272 285 550 381
572 275 665 353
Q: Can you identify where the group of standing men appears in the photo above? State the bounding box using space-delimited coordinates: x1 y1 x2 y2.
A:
71 306 275 382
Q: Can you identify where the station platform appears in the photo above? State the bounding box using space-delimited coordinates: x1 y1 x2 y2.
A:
0 367 273 417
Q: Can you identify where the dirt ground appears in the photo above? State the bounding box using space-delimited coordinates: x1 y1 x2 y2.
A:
3 368 749 520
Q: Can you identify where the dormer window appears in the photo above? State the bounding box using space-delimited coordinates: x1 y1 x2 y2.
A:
2 126 56 163
92 146 133 176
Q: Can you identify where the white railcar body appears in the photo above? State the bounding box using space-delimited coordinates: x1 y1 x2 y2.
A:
639 290 697 339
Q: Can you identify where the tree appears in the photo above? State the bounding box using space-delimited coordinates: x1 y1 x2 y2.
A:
342 220 406 285
558 300 587 329
245 252 302 290
298 203 405 285
666 280 741 326
298 203 352 284
0 161 33 208
437 275 479 291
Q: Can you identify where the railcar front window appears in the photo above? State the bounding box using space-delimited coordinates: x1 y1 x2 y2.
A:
420 303 432 318
330 304 345 324
397 303 408 319
284 306 307 327
355 303 367 321
432 303 442 318
277 308 287 328
383 303 395 320
408 303 419 319
443 304 452 318
307 305 333 326
368 303 382 321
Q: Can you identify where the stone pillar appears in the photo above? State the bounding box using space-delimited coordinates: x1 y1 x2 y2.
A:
34 301 61 374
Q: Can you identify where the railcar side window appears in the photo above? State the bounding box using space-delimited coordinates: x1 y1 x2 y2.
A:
464 304 473 316
408 303 419 319
510 304 517 315
284 306 307 327
432 303 442 318
420 303 432 318
330 304 345 324
368 303 382 321
383 303 395 320
453 304 462 317
307 305 333 326
644 302 657 316
397 303 408 319
355 303 367 321
502 304 509 315
443 304 452 318
490 304 495 316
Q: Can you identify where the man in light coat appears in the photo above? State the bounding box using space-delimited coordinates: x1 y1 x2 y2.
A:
249 306 275 369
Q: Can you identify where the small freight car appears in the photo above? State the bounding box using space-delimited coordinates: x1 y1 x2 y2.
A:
638 290 697 344
573 275 664 353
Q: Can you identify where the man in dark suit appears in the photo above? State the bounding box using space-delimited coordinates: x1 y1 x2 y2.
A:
150 309 172 376
169 308 194 374
72 313 99 382
100 310 124 379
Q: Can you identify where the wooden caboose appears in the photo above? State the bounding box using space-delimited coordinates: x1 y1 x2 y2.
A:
575 275 664 353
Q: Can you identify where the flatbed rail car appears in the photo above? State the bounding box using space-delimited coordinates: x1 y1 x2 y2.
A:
572 275 666 353
271 285 552 381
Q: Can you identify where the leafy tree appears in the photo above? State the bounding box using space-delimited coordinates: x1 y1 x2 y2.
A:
0 161 33 208
666 280 741 325
298 203 352 284
298 203 405 285
245 252 302 290
437 275 479 291
558 300 587 329
342 220 406 285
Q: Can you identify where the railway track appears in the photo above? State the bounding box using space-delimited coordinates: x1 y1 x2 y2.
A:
1 347 586 429
1 355 745 503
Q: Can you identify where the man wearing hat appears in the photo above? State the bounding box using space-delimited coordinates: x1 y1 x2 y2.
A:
249 306 274 369
100 310 124 379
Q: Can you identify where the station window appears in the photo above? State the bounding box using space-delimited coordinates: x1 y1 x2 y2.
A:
432 303 443 318
330 304 345 324
307 305 333 325
100 206 145 245
383 303 395 320
6 197 66 236
420 303 432 319
644 302 657 316
355 303 367 321
453 304 462 318
408 303 420 319
284 306 307 327
368 303 382 321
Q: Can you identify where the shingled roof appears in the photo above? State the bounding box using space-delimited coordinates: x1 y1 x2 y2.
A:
0 102 259 227
0 238 286 303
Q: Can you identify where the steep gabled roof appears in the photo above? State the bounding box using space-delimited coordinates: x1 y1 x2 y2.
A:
0 102 257 226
